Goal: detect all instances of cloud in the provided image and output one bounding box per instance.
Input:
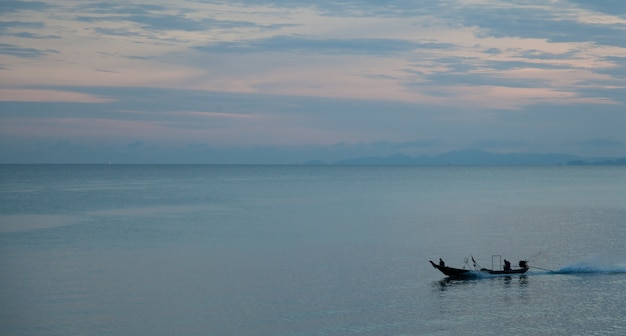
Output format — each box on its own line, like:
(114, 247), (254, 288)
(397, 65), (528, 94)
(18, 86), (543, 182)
(0, 89), (114, 103)
(461, 2), (626, 47)
(596, 56), (626, 79)
(73, 3), (279, 33)
(1, 0), (626, 162)
(0, 20), (59, 39)
(0, 21), (45, 33)
(76, 2), (167, 15)
(576, 138), (624, 147)
(194, 35), (451, 56)
(12, 32), (61, 39)
(76, 13), (212, 32)
(566, 0), (626, 16)
(91, 27), (142, 37)
(0, 43), (58, 58)
(0, 0), (53, 13)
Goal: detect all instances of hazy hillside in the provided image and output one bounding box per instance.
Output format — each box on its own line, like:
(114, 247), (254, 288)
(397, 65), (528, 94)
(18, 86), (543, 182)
(317, 150), (624, 166)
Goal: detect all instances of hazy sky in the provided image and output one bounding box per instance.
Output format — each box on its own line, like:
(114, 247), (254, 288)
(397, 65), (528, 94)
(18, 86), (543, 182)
(1, 0), (626, 163)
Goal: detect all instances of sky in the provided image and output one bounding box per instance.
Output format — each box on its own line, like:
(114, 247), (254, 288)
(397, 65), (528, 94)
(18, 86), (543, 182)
(1, 0), (626, 163)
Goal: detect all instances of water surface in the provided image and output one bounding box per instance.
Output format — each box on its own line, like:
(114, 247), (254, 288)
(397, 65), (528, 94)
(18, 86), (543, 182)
(1, 165), (625, 335)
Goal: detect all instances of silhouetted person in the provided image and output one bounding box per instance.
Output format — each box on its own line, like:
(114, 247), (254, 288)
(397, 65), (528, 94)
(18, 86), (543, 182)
(439, 258), (445, 267)
(503, 259), (511, 271)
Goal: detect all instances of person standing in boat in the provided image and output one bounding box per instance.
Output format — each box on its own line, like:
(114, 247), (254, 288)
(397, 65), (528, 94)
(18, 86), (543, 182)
(439, 258), (445, 267)
(503, 259), (511, 271)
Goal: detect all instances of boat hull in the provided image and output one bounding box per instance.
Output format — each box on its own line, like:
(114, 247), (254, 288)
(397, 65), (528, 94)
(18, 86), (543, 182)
(429, 261), (472, 277)
(429, 260), (528, 278)
(481, 268), (528, 275)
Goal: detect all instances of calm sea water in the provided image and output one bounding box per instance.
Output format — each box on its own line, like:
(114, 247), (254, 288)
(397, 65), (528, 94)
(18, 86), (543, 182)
(1, 165), (625, 335)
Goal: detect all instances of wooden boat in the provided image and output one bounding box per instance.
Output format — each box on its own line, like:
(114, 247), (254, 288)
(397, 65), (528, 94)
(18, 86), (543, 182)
(429, 260), (474, 277)
(429, 258), (529, 278)
(482, 267), (528, 275)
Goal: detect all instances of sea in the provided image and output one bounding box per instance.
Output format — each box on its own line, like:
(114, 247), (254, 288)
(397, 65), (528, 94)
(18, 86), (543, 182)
(1, 164), (625, 335)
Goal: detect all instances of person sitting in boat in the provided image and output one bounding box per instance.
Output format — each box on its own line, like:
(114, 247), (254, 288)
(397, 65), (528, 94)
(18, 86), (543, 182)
(519, 260), (528, 269)
(439, 258), (445, 267)
(503, 259), (511, 271)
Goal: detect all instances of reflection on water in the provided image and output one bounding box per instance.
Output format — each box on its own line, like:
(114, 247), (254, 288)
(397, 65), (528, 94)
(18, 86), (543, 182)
(0, 214), (82, 233)
(433, 274), (529, 291)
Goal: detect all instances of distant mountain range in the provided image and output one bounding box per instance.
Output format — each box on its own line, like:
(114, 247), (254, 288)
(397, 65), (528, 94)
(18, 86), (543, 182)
(306, 150), (626, 166)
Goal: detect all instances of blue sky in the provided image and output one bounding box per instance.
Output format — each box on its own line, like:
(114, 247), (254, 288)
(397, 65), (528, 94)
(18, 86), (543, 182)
(1, 0), (625, 163)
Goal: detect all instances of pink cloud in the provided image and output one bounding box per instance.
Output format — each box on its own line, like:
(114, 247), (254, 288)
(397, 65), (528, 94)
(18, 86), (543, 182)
(0, 89), (115, 103)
